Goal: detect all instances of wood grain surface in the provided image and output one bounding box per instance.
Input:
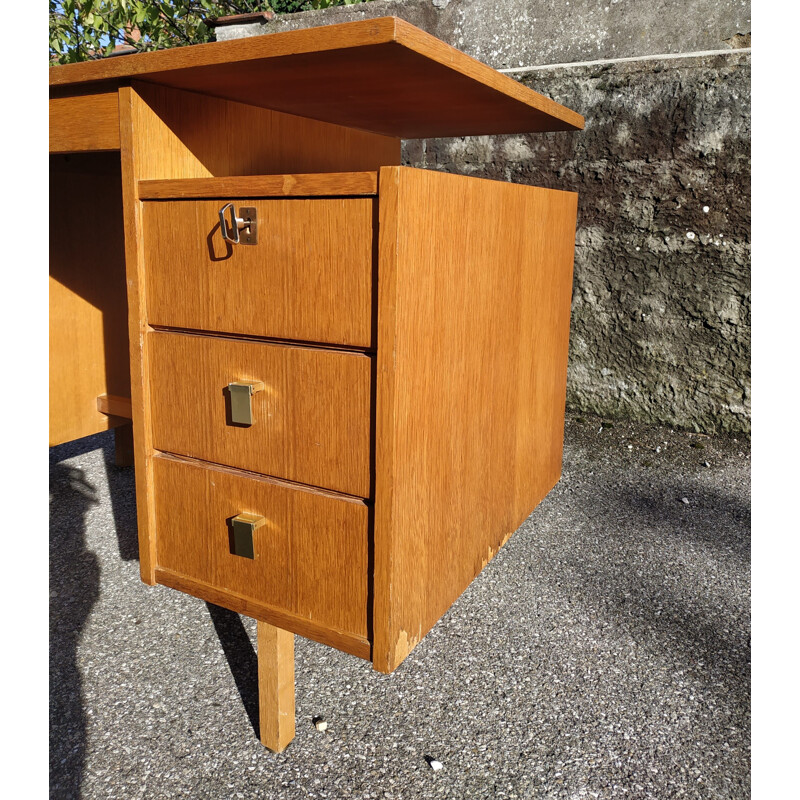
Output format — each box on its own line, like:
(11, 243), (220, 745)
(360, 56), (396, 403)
(373, 167), (577, 672)
(152, 454), (369, 641)
(149, 331), (372, 498)
(49, 153), (131, 446)
(155, 568), (370, 659)
(118, 86), (159, 583)
(48, 18), (583, 138)
(127, 82), (399, 179)
(258, 621), (295, 752)
(143, 196), (375, 347)
(139, 172), (378, 200)
(96, 394), (133, 419)
(49, 91), (120, 153)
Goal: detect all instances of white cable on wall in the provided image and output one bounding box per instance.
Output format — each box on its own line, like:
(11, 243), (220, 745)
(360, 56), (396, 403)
(500, 47), (751, 74)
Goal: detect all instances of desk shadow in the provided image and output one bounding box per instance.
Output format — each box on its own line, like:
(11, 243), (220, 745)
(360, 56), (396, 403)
(102, 440), (139, 562)
(49, 459), (99, 800)
(51, 431), (139, 563)
(206, 603), (260, 738)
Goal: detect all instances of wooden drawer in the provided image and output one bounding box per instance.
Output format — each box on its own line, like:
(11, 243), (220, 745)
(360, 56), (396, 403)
(142, 197), (374, 347)
(152, 455), (369, 645)
(149, 331), (372, 498)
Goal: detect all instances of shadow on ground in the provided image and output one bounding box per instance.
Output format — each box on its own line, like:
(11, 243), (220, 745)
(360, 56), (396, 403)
(49, 458), (99, 799)
(49, 432), (262, 797)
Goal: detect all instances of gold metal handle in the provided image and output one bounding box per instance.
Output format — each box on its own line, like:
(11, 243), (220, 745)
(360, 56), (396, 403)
(227, 380), (265, 426)
(231, 512), (266, 559)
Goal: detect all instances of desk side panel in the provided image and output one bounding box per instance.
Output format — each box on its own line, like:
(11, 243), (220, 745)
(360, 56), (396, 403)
(373, 167), (577, 672)
(49, 153), (130, 446)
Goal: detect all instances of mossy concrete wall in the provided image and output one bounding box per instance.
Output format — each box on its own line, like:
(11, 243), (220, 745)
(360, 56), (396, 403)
(219, 1), (751, 433)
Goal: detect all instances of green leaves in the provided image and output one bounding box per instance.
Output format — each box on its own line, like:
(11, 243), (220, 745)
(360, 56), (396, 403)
(49, 1), (375, 65)
(310, 0), (365, 8)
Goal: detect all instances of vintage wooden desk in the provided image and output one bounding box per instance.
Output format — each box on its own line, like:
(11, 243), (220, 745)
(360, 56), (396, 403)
(49, 16), (583, 752)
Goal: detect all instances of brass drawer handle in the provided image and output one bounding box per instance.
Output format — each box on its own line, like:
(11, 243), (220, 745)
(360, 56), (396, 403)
(230, 513), (266, 559)
(227, 380), (265, 426)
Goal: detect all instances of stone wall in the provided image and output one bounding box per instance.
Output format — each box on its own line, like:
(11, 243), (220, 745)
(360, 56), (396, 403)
(219, 1), (751, 433)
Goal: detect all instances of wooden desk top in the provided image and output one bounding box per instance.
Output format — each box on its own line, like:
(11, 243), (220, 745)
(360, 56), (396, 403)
(49, 16), (583, 139)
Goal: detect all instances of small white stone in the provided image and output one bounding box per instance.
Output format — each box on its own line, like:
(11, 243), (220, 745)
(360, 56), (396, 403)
(627, 444), (633, 450)
(681, 497), (690, 505)
(686, 231), (696, 240)
(704, 461), (711, 467)
(703, 206), (710, 213)
(429, 760), (444, 771)
(656, 446), (661, 453)
(314, 719), (328, 732)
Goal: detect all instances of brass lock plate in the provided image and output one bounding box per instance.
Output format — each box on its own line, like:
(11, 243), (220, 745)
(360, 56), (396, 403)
(219, 203), (258, 246)
(238, 206), (258, 245)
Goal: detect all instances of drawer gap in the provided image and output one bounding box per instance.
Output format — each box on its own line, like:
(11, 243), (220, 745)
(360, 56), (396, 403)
(155, 452), (373, 504)
(148, 324), (376, 356)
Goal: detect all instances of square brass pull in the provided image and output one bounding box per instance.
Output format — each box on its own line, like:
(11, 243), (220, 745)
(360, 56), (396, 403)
(231, 513), (266, 559)
(227, 380), (265, 426)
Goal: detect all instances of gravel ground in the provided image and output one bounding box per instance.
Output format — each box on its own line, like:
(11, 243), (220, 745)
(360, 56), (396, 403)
(49, 413), (750, 800)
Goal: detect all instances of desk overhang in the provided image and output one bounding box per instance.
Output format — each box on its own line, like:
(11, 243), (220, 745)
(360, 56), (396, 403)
(49, 16), (584, 140)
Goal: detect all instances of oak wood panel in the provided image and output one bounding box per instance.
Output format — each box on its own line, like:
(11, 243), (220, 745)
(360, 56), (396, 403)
(143, 197), (374, 348)
(511, 183), (579, 526)
(49, 80), (123, 99)
(152, 454), (370, 641)
(373, 167), (577, 672)
(118, 86), (159, 583)
(156, 568), (370, 659)
(258, 622), (295, 752)
(139, 172), (378, 200)
(48, 18), (583, 137)
(97, 394), (133, 419)
(129, 82), (399, 180)
(49, 92), (120, 153)
(149, 332), (372, 498)
(49, 17), (404, 85)
(49, 153), (131, 446)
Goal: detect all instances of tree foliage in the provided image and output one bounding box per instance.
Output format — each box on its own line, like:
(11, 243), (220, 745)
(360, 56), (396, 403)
(49, 1), (371, 64)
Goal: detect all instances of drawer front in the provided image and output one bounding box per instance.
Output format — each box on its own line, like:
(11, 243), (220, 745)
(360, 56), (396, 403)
(149, 331), (372, 498)
(153, 456), (369, 639)
(143, 198), (374, 347)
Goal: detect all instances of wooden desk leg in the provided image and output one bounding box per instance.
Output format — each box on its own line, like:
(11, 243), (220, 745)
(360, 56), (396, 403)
(114, 422), (135, 467)
(257, 621), (295, 752)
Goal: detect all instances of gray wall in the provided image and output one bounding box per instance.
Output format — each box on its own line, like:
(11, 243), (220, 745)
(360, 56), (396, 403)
(219, 0), (751, 434)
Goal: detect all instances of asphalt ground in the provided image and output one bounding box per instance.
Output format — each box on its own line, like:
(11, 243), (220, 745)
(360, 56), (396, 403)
(49, 413), (750, 799)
